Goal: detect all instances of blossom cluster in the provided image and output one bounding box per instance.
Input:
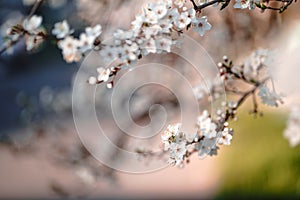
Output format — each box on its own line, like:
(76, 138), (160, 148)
(6, 15), (45, 51)
(176, 48), (286, 167)
(217, 49), (283, 108)
(87, 0), (211, 85)
(52, 21), (102, 63)
(5, 14), (102, 60)
(161, 110), (233, 166)
(1, 0), (296, 167)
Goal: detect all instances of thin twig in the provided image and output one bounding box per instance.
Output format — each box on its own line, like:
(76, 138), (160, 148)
(28, 0), (44, 19)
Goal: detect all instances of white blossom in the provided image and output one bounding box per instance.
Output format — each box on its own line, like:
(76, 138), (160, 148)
(174, 11), (191, 30)
(161, 123), (182, 150)
(100, 45), (118, 63)
(156, 36), (173, 53)
(22, 15), (42, 33)
(202, 121), (217, 138)
(217, 128), (233, 145)
(197, 111), (218, 138)
(131, 14), (145, 32)
(120, 43), (140, 61)
(187, 8), (196, 22)
(142, 38), (157, 55)
(78, 33), (95, 53)
(158, 18), (173, 33)
(88, 76), (97, 85)
(52, 20), (72, 39)
(22, 15), (45, 51)
(169, 141), (187, 165)
(174, 0), (186, 8)
(167, 8), (180, 22)
(150, 3), (168, 19)
(57, 36), (82, 63)
(85, 24), (102, 39)
(96, 67), (111, 82)
(192, 16), (211, 37)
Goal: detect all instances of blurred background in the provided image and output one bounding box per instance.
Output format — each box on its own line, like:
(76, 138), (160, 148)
(0, 0), (300, 199)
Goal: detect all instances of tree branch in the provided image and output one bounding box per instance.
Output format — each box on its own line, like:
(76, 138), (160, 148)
(0, 0), (45, 55)
(191, 0), (227, 11)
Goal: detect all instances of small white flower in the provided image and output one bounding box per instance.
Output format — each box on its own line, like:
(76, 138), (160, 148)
(167, 8), (180, 22)
(88, 76), (97, 85)
(85, 24), (102, 39)
(96, 67), (110, 82)
(202, 120), (217, 139)
(158, 19), (173, 33)
(197, 110), (210, 127)
(52, 20), (72, 39)
(131, 14), (145, 32)
(23, 15), (42, 33)
(120, 42), (139, 61)
(162, 123), (181, 141)
(192, 16), (211, 37)
(196, 110), (219, 139)
(174, 0), (186, 8)
(151, 3), (168, 19)
(169, 141), (187, 165)
(58, 36), (82, 63)
(187, 8), (196, 22)
(174, 11), (191, 30)
(100, 45), (118, 63)
(78, 33), (94, 53)
(217, 128), (233, 145)
(142, 38), (157, 55)
(161, 123), (182, 150)
(143, 7), (159, 24)
(156, 36), (173, 53)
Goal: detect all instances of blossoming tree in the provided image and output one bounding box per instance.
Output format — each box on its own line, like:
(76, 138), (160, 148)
(1, 0), (299, 170)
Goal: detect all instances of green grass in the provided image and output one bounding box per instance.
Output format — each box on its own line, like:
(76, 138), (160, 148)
(216, 107), (300, 199)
